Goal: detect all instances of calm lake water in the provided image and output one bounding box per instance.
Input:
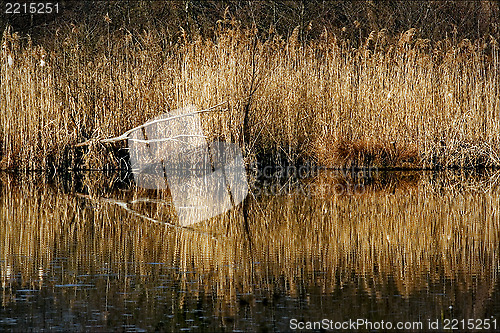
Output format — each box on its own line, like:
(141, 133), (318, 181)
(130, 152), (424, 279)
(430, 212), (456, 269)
(1, 170), (499, 332)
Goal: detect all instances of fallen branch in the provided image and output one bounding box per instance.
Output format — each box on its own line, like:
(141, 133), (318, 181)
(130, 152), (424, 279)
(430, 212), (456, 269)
(76, 193), (218, 239)
(75, 101), (227, 147)
(127, 134), (207, 144)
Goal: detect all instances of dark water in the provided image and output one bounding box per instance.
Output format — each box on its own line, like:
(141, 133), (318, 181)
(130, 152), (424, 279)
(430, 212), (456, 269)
(1, 170), (499, 332)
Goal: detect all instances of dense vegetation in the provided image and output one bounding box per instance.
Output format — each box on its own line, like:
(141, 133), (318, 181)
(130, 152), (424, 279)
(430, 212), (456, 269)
(1, 1), (499, 170)
(3, 1), (500, 44)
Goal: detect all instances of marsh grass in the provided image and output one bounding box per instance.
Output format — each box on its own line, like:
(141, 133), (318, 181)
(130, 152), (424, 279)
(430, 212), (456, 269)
(1, 25), (499, 170)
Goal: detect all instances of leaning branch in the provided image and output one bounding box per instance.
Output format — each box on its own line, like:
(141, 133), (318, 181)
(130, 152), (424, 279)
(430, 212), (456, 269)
(75, 193), (217, 239)
(75, 101), (227, 147)
(127, 134), (207, 144)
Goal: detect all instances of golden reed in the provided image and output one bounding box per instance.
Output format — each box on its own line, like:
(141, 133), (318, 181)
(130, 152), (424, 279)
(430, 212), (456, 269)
(1, 25), (499, 170)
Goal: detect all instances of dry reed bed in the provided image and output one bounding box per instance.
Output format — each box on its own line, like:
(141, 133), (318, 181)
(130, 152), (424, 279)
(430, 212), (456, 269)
(1, 26), (499, 170)
(1, 171), (498, 319)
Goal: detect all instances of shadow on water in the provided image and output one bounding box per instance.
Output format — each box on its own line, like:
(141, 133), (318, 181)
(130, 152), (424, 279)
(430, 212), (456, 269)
(0, 169), (499, 331)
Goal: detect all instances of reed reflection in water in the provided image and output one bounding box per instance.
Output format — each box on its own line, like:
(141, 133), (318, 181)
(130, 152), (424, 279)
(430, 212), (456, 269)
(0, 170), (499, 331)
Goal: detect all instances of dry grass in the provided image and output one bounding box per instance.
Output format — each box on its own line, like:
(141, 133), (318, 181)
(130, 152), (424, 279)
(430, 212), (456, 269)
(1, 25), (499, 170)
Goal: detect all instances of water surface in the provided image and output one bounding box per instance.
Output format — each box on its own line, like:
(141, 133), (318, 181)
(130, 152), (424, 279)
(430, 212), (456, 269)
(1, 170), (499, 332)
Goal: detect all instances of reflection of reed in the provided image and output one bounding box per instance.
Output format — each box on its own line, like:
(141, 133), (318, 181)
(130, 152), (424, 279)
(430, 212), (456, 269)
(1, 171), (499, 325)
